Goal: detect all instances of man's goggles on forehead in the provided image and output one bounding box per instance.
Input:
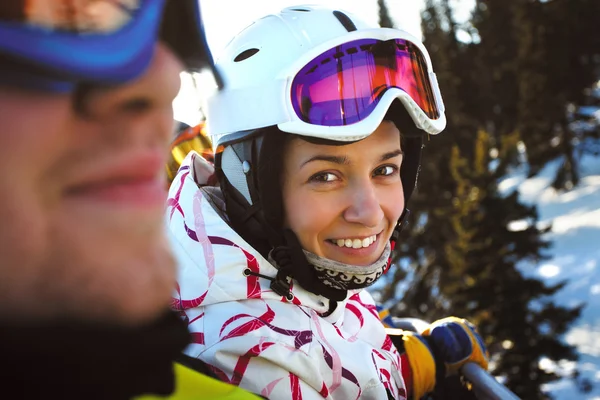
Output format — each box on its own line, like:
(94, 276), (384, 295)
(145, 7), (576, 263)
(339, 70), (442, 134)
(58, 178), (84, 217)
(0, 0), (221, 92)
(208, 29), (446, 142)
(166, 122), (213, 185)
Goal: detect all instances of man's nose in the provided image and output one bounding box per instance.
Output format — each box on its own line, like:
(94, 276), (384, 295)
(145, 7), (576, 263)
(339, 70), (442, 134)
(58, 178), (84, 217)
(342, 180), (384, 228)
(77, 43), (184, 143)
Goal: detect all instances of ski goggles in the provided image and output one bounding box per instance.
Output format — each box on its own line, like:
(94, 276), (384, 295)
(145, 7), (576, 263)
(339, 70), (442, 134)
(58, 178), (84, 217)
(208, 28), (445, 142)
(291, 38), (440, 126)
(0, 0), (221, 92)
(166, 121), (213, 184)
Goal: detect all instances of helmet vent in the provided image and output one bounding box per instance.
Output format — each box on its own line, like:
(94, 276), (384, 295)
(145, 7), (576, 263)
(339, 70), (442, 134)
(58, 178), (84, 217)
(234, 48), (260, 62)
(333, 11), (357, 32)
(290, 8), (311, 12)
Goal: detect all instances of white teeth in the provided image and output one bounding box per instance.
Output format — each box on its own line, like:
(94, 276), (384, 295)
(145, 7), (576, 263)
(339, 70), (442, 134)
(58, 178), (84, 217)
(332, 235), (378, 249)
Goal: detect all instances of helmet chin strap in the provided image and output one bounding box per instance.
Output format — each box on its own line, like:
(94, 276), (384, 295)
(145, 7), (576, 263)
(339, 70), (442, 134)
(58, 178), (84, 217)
(269, 230), (349, 302)
(390, 208), (411, 264)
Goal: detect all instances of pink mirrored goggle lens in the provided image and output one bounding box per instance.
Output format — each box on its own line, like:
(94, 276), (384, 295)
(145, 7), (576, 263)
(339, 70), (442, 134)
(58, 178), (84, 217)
(291, 38), (439, 126)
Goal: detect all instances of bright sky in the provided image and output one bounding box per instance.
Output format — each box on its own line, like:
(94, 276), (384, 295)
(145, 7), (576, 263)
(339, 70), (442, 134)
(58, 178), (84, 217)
(173, 0), (474, 126)
(201, 0), (425, 54)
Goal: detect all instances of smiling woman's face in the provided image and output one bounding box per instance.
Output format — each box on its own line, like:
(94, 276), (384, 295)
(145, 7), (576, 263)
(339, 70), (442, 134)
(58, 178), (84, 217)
(281, 120), (404, 266)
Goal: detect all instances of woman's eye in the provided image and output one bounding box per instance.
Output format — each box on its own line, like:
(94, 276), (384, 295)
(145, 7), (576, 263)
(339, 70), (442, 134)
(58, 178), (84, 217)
(310, 172), (338, 183)
(374, 165), (398, 177)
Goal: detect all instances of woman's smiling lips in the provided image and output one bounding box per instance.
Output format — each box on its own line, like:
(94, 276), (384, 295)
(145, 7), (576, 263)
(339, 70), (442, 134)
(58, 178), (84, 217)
(64, 151), (167, 209)
(325, 233), (383, 261)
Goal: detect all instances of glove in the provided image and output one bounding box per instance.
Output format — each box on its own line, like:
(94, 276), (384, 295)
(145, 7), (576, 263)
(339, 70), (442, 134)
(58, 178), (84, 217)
(401, 331), (437, 400)
(401, 317), (488, 400)
(422, 316), (489, 376)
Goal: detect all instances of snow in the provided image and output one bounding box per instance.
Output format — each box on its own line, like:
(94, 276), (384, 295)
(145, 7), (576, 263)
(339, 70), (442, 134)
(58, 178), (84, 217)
(500, 153), (600, 399)
(578, 106), (600, 120)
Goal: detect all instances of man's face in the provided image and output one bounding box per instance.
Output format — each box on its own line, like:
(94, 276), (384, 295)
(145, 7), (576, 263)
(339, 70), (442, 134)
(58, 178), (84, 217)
(0, 43), (183, 326)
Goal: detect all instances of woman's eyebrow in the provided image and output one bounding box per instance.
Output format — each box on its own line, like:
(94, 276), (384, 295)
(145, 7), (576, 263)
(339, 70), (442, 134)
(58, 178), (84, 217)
(300, 149), (402, 167)
(380, 149), (403, 161)
(301, 154), (350, 167)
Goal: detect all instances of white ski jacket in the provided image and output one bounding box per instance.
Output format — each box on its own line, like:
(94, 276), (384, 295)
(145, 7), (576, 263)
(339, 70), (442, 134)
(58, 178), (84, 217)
(166, 152), (408, 400)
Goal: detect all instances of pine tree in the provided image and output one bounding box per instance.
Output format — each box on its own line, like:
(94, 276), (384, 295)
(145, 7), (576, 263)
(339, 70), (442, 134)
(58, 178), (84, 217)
(513, 0), (560, 179)
(377, 0), (394, 28)
(375, 2), (583, 398)
(543, 0), (600, 189)
(471, 0), (600, 190)
(448, 131), (581, 399)
(470, 0), (520, 168)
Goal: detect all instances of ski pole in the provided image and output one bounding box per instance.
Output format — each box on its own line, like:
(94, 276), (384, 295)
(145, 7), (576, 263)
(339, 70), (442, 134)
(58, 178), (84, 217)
(461, 362), (521, 400)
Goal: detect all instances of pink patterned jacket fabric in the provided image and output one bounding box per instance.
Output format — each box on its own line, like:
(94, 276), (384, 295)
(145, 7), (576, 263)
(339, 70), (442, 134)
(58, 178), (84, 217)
(166, 153), (407, 400)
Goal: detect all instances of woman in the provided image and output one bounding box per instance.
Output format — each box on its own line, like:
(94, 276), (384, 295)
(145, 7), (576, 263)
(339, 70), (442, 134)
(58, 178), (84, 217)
(167, 5), (487, 399)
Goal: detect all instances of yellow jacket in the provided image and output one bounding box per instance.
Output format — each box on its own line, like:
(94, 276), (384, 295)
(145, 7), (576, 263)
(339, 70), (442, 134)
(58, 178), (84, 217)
(138, 363), (264, 400)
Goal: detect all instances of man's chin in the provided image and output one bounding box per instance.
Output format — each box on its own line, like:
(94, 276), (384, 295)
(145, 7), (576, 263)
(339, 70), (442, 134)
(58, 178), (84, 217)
(43, 230), (178, 327)
(93, 238), (177, 326)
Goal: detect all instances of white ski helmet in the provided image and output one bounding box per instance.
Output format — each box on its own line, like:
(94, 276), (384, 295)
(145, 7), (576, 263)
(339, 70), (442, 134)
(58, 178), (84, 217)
(207, 4), (445, 142)
(206, 5), (446, 301)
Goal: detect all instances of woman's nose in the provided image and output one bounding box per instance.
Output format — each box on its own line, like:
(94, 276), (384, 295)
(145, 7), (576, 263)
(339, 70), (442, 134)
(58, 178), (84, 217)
(343, 181), (384, 228)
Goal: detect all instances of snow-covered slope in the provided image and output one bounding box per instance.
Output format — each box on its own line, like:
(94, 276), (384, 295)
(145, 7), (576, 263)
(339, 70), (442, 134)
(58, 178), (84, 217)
(500, 154), (600, 399)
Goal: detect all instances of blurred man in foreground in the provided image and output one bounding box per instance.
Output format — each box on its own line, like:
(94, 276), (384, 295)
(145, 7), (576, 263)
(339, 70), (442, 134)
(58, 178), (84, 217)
(0, 1), (259, 398)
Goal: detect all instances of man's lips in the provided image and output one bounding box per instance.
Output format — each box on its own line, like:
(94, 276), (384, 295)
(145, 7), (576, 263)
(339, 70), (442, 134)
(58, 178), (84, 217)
(64, 152), (168, 208)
